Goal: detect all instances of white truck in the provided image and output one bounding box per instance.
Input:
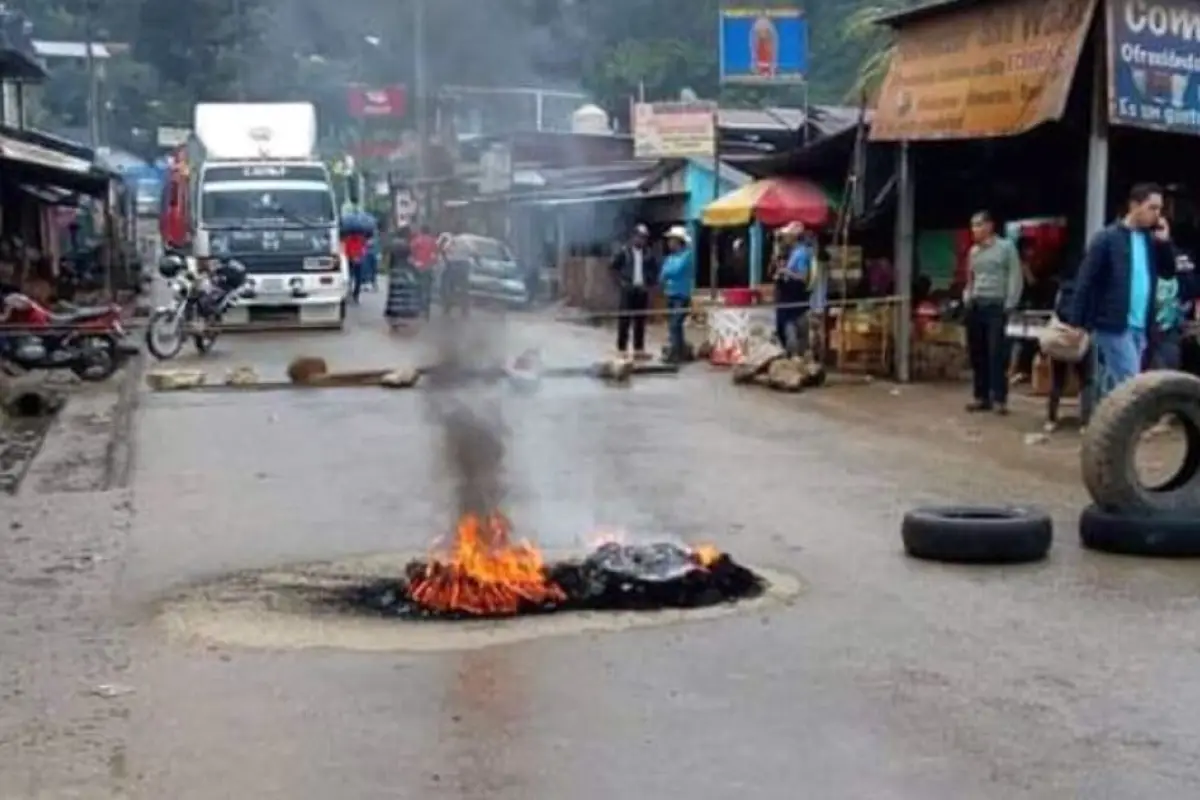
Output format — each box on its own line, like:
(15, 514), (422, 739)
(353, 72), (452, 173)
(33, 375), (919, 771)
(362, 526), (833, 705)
(183, 102), (347, 328)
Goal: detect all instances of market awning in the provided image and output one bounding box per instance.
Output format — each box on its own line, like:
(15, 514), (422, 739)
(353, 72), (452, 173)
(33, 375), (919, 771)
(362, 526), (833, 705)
(868, 0), (1097, 141)
(702, 178), (834, 228)
(0, 132), (110, 194)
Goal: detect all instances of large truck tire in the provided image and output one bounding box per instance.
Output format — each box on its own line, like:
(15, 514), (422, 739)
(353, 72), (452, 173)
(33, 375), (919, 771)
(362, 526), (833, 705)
(1079, 504), (1200, 557)
(901, 506), (1052, 564)
(1081, 370), (1200, 514)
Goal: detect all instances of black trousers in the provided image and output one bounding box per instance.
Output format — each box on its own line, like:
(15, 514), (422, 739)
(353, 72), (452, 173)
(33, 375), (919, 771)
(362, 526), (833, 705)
(1047, 355), (1093, 424)
(617, 287), (649, 352)
(965, 301), (1009, 405)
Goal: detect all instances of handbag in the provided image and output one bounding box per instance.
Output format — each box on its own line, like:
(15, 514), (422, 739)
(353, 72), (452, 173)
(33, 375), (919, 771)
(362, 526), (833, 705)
(1038, 315), (1090, 363)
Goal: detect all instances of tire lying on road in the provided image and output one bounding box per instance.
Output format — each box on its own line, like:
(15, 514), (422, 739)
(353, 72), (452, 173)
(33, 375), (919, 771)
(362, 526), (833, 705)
(901, 506), (1052, 564)
(1082, 370), (1200, 514)
(1078, 504), (1200, 557)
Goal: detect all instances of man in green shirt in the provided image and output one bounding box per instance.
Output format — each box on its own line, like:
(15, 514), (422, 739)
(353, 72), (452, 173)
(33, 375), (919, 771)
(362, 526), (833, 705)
(963, 210), (1023, 414)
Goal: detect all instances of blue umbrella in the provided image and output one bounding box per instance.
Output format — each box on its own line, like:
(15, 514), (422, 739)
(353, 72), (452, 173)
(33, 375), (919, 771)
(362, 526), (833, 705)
(339, 209), (376, 236)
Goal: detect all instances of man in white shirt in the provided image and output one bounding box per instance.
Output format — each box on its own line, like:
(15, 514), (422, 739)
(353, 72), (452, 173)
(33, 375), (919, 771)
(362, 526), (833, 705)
(610, 224), (659, 358)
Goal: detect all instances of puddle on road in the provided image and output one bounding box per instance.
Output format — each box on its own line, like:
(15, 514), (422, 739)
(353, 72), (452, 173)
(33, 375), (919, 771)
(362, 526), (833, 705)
(153, 553), (803, 654)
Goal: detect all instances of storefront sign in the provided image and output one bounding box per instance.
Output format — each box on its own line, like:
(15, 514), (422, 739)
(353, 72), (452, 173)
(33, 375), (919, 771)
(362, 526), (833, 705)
(1107, 0), (1200, 133)
(870, 0), (1097, 140)
(347, 85), (407, 118)
(632, 101), (717, 158)
(719, 8), (809, 84)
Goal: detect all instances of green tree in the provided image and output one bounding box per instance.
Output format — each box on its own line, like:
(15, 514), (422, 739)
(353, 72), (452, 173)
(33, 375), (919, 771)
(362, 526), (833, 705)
(840, 2), (906, 101)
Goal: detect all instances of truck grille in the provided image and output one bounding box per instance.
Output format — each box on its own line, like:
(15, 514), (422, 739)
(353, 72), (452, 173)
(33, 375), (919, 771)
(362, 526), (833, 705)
(236, 254), (335, 274)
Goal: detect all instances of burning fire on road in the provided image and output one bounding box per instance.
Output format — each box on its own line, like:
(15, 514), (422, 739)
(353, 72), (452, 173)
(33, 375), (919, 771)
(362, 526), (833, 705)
(336, 514), (764, 620)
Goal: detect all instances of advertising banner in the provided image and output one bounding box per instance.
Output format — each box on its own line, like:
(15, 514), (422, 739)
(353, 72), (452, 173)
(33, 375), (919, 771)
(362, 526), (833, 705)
(870, 0), (1097, 140)
(719, 8), (809, 84)
(632, 101), (717, 159)
(1107, 0), (1200, 134)
(347, 85), (407, 118)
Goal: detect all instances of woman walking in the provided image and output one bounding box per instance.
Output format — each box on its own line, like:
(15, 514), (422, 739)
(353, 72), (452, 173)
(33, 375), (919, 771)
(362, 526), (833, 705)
(384, 237), (420, 331)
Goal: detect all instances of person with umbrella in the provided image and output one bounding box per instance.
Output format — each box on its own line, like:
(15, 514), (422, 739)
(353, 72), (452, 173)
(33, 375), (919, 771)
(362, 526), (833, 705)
(339, 205), (376, 304)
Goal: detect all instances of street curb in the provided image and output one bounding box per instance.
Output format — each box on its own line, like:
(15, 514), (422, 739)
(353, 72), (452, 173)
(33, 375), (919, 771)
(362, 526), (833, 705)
(103, 353), (145, 491)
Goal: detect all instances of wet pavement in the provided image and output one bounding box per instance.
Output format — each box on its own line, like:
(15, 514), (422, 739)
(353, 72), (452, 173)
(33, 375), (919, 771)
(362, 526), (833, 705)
(4, 290), (1200, 798)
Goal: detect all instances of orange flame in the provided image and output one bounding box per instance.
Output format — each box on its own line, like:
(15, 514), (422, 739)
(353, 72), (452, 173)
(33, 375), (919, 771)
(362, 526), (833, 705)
(409, 513), (566, 616)
(692, 544), (721, 567)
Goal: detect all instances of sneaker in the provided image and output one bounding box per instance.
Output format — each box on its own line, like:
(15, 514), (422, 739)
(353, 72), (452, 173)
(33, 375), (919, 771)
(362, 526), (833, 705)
(1043, 421), (1058, 433)
(994, 404), (1009, 416)
(965, 401), (992, 412)
(633, 350), (652, 361)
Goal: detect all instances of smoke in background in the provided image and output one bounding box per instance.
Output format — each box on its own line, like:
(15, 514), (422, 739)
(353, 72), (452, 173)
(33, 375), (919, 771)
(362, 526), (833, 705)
(251, 0), (587, 103)
(421, 311), (511, 523)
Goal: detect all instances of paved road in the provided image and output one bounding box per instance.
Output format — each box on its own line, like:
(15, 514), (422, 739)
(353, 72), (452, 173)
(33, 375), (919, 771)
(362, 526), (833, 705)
(4, 289), (1200, 799)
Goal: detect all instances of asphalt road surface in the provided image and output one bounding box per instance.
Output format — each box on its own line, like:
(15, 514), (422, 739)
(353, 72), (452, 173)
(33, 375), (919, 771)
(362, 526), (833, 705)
(3, 289), (1199, 799)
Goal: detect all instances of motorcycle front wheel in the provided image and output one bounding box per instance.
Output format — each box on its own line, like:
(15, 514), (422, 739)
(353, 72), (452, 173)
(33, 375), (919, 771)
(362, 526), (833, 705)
(70, 336), (118, 382)
(146, 308), (185, 360)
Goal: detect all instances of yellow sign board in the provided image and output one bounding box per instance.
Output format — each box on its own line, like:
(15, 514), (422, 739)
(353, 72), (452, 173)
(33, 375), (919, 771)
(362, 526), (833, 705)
(870, 0), (1097, 141)
(632, 101), (717, 159)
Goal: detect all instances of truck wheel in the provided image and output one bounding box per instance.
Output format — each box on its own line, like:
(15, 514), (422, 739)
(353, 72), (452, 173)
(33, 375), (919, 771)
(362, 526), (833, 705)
(1081, 370), (1200, 514)
(901, 505), (1052, 564)
(1079, 504), (1200, 557)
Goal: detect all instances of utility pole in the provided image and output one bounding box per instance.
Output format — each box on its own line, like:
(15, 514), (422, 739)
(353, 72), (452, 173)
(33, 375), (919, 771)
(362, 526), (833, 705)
(83, 0), (99, 146)
(233, 0), (243, 99)
(413, 0), (427, 214)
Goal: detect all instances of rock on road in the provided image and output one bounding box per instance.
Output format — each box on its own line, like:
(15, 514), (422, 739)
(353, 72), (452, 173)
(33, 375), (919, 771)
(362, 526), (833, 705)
(3, 290), (1200, 799)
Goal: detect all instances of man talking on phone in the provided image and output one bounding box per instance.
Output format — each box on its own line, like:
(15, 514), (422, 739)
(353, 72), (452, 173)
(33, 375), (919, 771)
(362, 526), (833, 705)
(1062, 183), (1177, 400)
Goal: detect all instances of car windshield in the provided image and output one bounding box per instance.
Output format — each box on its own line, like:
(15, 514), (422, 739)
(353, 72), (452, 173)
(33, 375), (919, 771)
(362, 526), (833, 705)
(200, 185), (335, 227)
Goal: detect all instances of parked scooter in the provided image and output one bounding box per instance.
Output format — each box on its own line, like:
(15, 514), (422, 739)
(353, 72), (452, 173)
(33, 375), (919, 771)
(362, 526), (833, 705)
(0, 290), (136, 382)
(145, 254), (251, 360)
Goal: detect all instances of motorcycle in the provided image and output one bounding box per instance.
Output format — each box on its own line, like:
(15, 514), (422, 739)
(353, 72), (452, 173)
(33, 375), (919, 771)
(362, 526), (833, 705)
(0, 292), (136, 382)
(145, 254), (250, 360)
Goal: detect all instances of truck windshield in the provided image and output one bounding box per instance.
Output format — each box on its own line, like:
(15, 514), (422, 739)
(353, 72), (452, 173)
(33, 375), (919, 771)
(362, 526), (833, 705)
(200, 184), (335, 227)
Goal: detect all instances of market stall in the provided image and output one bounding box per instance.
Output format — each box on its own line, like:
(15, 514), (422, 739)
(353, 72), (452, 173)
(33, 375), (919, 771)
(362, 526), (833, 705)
(699, 177), (834, 364)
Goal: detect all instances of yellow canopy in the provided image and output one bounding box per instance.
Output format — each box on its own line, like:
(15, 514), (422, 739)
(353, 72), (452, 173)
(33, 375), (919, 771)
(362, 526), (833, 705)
(701, 182), (770, 227)
(701, 177), (834, 228)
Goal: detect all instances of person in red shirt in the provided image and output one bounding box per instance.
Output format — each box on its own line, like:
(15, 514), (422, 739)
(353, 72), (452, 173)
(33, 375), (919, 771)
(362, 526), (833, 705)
(342, 231), (368, 303)
(409, 225), (438, 316)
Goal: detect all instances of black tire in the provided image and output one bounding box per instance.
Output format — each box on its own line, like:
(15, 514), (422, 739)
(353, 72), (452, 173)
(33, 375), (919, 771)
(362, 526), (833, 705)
(1081, 370), (1200, 514)
(1079, 504), (1200, 557)
(145, 309), (184, 360)
(69, 336), (119, 382)
(901, 505), (1052, 564)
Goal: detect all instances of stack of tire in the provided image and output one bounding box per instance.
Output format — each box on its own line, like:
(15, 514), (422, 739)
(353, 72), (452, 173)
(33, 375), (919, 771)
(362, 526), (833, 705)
(1079, 371), (1200, 557)
(898, 370), (1200, 564)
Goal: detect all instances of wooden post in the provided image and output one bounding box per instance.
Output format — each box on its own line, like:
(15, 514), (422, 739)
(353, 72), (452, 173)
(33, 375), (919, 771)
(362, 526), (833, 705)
(894, 141), (915, 383)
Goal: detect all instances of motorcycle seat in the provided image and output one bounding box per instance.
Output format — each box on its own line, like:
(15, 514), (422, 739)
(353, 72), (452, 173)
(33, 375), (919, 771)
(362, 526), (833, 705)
(49, 305), (115, 323)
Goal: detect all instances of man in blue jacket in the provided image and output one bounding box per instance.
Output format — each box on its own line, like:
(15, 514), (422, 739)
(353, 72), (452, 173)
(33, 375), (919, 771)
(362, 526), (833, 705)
(1064, 183), (1176, 399)
(659, 225), (695, 362)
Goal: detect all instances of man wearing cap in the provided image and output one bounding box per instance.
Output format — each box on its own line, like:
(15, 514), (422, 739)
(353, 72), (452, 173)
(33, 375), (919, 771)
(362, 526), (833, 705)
(610, 223), (659, 358)
(774, 221), (813, 355)
(660, 225), (695, 362)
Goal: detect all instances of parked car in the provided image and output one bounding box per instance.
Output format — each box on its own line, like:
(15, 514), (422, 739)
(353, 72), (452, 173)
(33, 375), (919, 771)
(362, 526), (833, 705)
(444, 234), (533, 307)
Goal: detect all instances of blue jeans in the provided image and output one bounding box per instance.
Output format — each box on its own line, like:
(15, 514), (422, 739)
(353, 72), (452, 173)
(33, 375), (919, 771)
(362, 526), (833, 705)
(1093, 328), (1147, 400)
(667, 296), (689, 359)
(349, 259), (363, 301)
